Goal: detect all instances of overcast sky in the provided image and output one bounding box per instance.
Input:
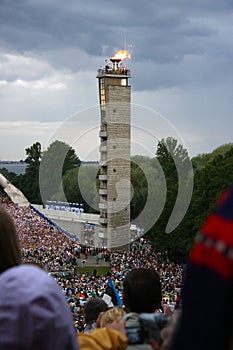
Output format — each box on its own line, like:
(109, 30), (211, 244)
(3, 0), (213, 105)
(0, 0), (233, 161)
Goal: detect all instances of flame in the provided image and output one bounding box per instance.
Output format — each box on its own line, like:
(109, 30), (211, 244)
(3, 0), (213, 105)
(111, 49), (131, 61)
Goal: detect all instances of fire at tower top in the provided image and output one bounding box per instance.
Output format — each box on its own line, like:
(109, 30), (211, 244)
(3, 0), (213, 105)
(97, 49), (131, 77)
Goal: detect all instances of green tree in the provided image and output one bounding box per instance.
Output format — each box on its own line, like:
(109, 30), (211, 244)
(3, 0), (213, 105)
(130, 155), (166, 237)
(0, 167), (19, 185)
(39, 140), (80, 203)
(191, 146), (233, 232)
(130, 156), (149, 221)
(22, 142), (42, 203)
(149, 137), (193, 261)
(169, 145), (233, 261)
(63, 165), (99, 213)
(192, 143), (233, 170)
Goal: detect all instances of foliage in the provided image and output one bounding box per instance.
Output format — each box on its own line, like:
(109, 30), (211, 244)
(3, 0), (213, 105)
(130, 155), (167, 236)
(62, 165), (99, 213)
(6, 140), (80, 205)
(148, 137), (188, 260)
(39, 140), (81, 203)
(2, 138), (233, 262)
(191, 146), (233, 232)
(130, 156), (150, 221)
(21, 142), (42, 203)
(148, 141), (233, 262)
(192, 143), (233, 170)
(0, 167), (19, 184)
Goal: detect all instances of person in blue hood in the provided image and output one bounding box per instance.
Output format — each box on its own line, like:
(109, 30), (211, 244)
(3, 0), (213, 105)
(0, 264), (79, 350)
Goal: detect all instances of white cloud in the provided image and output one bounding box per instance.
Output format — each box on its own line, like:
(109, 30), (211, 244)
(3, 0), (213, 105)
(0, 53), (51, 80)
(12, 79), (66, 90)
(0, 80), (7, 86)
(0, 119), (100, 161)
(0, 52), (68, 91)
(0, 121), (59, 160)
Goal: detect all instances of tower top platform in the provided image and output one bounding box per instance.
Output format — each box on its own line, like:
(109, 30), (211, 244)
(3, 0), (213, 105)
(97, 48), (131, 78)
(97, 66), (131, 78)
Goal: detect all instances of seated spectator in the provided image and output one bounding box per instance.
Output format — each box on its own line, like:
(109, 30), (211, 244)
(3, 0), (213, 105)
(0, 205), (21, 274)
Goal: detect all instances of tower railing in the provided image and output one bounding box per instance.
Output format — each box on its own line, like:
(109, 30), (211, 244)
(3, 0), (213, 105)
(97, 67), (131, 76)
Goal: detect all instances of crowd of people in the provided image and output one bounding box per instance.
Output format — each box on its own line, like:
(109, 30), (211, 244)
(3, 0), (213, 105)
(1, 183), (233, 349)
(0, 186), (182, 334)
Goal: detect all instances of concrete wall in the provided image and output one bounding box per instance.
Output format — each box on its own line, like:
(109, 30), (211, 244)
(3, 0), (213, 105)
(33, 205), (102, 246)
(105, 85), (131, 248)
(0, 173), (29, 207)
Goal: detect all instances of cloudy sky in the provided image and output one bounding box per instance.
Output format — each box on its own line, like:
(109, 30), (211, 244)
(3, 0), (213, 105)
(0, 0), (232, 161)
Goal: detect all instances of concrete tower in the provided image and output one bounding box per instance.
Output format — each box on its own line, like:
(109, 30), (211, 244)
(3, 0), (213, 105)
(97, 51), (131, 249)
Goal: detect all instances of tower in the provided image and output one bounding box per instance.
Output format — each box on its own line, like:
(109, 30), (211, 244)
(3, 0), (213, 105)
(97, 51), (131, 249)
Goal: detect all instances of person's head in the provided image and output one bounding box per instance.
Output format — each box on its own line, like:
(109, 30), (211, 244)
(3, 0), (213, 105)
(100, 306), (126, 327)
(0, 264), (78, 350)
(0, 205), (21, 274)
(84, 297), (108, 324)
(123, 268), (162, 313)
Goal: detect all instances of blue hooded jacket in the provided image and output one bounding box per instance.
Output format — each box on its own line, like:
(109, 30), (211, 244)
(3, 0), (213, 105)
(0, 264), (79, 350)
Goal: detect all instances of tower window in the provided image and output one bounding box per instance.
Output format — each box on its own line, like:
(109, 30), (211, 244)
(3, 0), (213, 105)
(121, 79), (127, 86)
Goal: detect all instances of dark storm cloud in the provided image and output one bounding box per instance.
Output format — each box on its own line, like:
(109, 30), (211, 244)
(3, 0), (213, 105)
(0, 1), (229, 52)
(0, 0), (233, 160)
(0, 0), (233, 90)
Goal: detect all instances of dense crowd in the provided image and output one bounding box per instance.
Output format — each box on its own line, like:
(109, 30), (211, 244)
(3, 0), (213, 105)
(1, 182), (233, 350)
(0, 187), (183, 333)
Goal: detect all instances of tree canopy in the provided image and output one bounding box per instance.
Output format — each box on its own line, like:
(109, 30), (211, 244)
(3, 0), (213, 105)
(39, 140), (81, 203)
(148, 139), (233, 261)
(6, 140), (80, 204)
(2, 138), (233, 262)
(23, 142), (42, 203)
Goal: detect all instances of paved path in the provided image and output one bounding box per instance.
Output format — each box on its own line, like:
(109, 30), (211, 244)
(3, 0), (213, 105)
(78, 253), (110, 267)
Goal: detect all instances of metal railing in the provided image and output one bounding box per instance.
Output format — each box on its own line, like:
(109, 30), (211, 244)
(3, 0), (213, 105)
(97, 67), (131, 76)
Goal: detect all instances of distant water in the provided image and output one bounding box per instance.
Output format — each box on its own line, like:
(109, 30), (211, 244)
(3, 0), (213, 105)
(0, 162), (26, 175)
(0, 160), (99, 176)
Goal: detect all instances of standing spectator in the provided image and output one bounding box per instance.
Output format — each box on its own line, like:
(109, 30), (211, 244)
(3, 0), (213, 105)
(85, 249), (88, 260)
(95, 254), (99, 264)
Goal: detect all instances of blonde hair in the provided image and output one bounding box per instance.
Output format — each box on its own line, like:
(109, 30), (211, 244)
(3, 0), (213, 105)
(100, 306), (126, 327)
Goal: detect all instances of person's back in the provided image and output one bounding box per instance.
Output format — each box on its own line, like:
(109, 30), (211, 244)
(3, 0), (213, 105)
(122, 268), (162, 349)
(0, 264), (78, 350)
(123, 268), (162, 313)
